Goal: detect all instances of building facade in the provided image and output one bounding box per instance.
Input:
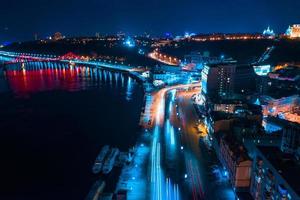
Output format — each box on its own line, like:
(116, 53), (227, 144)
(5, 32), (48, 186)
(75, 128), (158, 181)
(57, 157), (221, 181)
(202, 63), (236, 100)
(219, 134), (252, 190)
(250, 146), (300, 200)
(280, 120), (300, 155)
(201, 63), (256, 101)
(286, 24), (300, 39)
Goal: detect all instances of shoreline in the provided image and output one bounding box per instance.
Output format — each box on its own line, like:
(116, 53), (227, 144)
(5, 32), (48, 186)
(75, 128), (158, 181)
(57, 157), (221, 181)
(0, 61), (147, 199)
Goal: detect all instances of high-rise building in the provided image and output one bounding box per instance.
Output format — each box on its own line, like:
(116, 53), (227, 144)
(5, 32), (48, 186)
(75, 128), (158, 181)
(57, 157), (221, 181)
(202, 63), (235, 99)
(234, 64), (257, 94)
(201, 63), (256, 101)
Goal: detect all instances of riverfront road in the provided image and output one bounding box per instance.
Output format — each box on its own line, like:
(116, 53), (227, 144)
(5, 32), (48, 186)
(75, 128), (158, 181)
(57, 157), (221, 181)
(148, 83), (200, 200)
(148, 51), (180, 66)
(148, 84), (235, 200)
(175, 89), (236, 200)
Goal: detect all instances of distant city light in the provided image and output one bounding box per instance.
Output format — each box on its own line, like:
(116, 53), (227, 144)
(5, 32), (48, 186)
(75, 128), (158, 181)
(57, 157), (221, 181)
(165, 32), (173, 38)
(141, 71), (150, 78)
(2, 41), (11, 47)
(224, 170), (228, 177)
(124, 37), (135, 48)
(138, 49), (145, 55)
(184, 32), (196, 38)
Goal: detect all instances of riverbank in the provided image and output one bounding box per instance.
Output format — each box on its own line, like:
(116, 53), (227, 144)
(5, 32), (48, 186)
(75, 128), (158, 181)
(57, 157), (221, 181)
(0, 62), (145, 200)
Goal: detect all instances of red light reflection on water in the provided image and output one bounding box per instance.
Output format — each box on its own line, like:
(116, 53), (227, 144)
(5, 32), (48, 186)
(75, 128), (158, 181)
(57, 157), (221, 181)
(4, 66), (92, 97)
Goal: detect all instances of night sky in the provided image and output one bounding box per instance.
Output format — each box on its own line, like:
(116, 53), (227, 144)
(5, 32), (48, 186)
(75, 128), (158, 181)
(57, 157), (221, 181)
(1, 0), (300, 42)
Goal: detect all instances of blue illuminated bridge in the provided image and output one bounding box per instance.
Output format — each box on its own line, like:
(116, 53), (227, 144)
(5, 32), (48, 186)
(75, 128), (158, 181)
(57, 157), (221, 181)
(0, 51), (148, 82)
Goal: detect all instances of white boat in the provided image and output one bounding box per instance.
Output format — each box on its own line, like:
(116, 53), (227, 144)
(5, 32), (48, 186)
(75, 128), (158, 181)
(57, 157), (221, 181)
(92, 145), (110, 174)
(102, 148), (119, 174)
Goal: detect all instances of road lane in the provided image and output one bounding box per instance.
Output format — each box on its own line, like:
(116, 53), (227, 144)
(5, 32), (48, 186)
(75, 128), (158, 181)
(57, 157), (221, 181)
(174, 89), (236, 200)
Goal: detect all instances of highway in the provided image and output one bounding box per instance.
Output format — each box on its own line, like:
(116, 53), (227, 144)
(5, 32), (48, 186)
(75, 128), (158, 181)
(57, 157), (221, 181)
(175, 90), (235, 200)
(148, 83), (235, 200)
(148, 51), (180, 66)
(148, 83), (199, 200)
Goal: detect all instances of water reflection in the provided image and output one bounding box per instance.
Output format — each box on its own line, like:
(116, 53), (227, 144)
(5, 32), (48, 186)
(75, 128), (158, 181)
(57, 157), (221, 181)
(1, 62), (138, 100)
(0, 60), (144, 199)
(126, 77), (134, 101)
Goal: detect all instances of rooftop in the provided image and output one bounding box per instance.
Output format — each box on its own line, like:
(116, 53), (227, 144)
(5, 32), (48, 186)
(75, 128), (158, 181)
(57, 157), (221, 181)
(210, 111), (235, 121)
(222, 133), (252, 163)
(257, 146), (300, 197)
(269, 65), (300, 81)
(267, 116), (300, 128)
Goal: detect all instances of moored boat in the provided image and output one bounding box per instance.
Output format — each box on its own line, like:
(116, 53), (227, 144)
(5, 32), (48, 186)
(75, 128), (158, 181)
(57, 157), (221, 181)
(102, 148), (119, 174)
(92, 145), (110, 174)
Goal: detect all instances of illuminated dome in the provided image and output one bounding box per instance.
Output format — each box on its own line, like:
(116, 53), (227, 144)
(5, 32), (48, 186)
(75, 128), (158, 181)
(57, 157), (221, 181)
(263, 26), (275, 36)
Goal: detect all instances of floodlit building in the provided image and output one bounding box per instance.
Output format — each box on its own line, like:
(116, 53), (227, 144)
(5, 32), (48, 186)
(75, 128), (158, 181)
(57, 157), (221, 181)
(52, 32), (64, 41)
(286, 24), (300, 38)
(262, 95), (300, 124)
(263, 26), (275, 37)
(253, 65), (271, 76)
(150, 64), (188, 85)
(183, 51), (224, 71)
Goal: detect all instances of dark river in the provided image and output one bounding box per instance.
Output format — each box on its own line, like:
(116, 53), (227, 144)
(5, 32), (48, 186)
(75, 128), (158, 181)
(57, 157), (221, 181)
(0, 62), (144, 199)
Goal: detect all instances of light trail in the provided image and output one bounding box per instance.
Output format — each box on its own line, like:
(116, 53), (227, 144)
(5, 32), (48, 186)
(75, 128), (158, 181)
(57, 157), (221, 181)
(164, 119), (176, 162)
(166, 178), (180, 200)
(185, 153), (205, 200)
(148, 83), (200, 200)
(170, 123), (175, 146)
(151, 125), (164, 200)
(126, 77), (134, 101)
(148, 52), (179, 66)
(172, 89), (207, 200)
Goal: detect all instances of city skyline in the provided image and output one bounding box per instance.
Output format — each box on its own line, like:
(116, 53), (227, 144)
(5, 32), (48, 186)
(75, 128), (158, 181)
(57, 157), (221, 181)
(1, 0), (300, 42)
(0, 1), (300, 199)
